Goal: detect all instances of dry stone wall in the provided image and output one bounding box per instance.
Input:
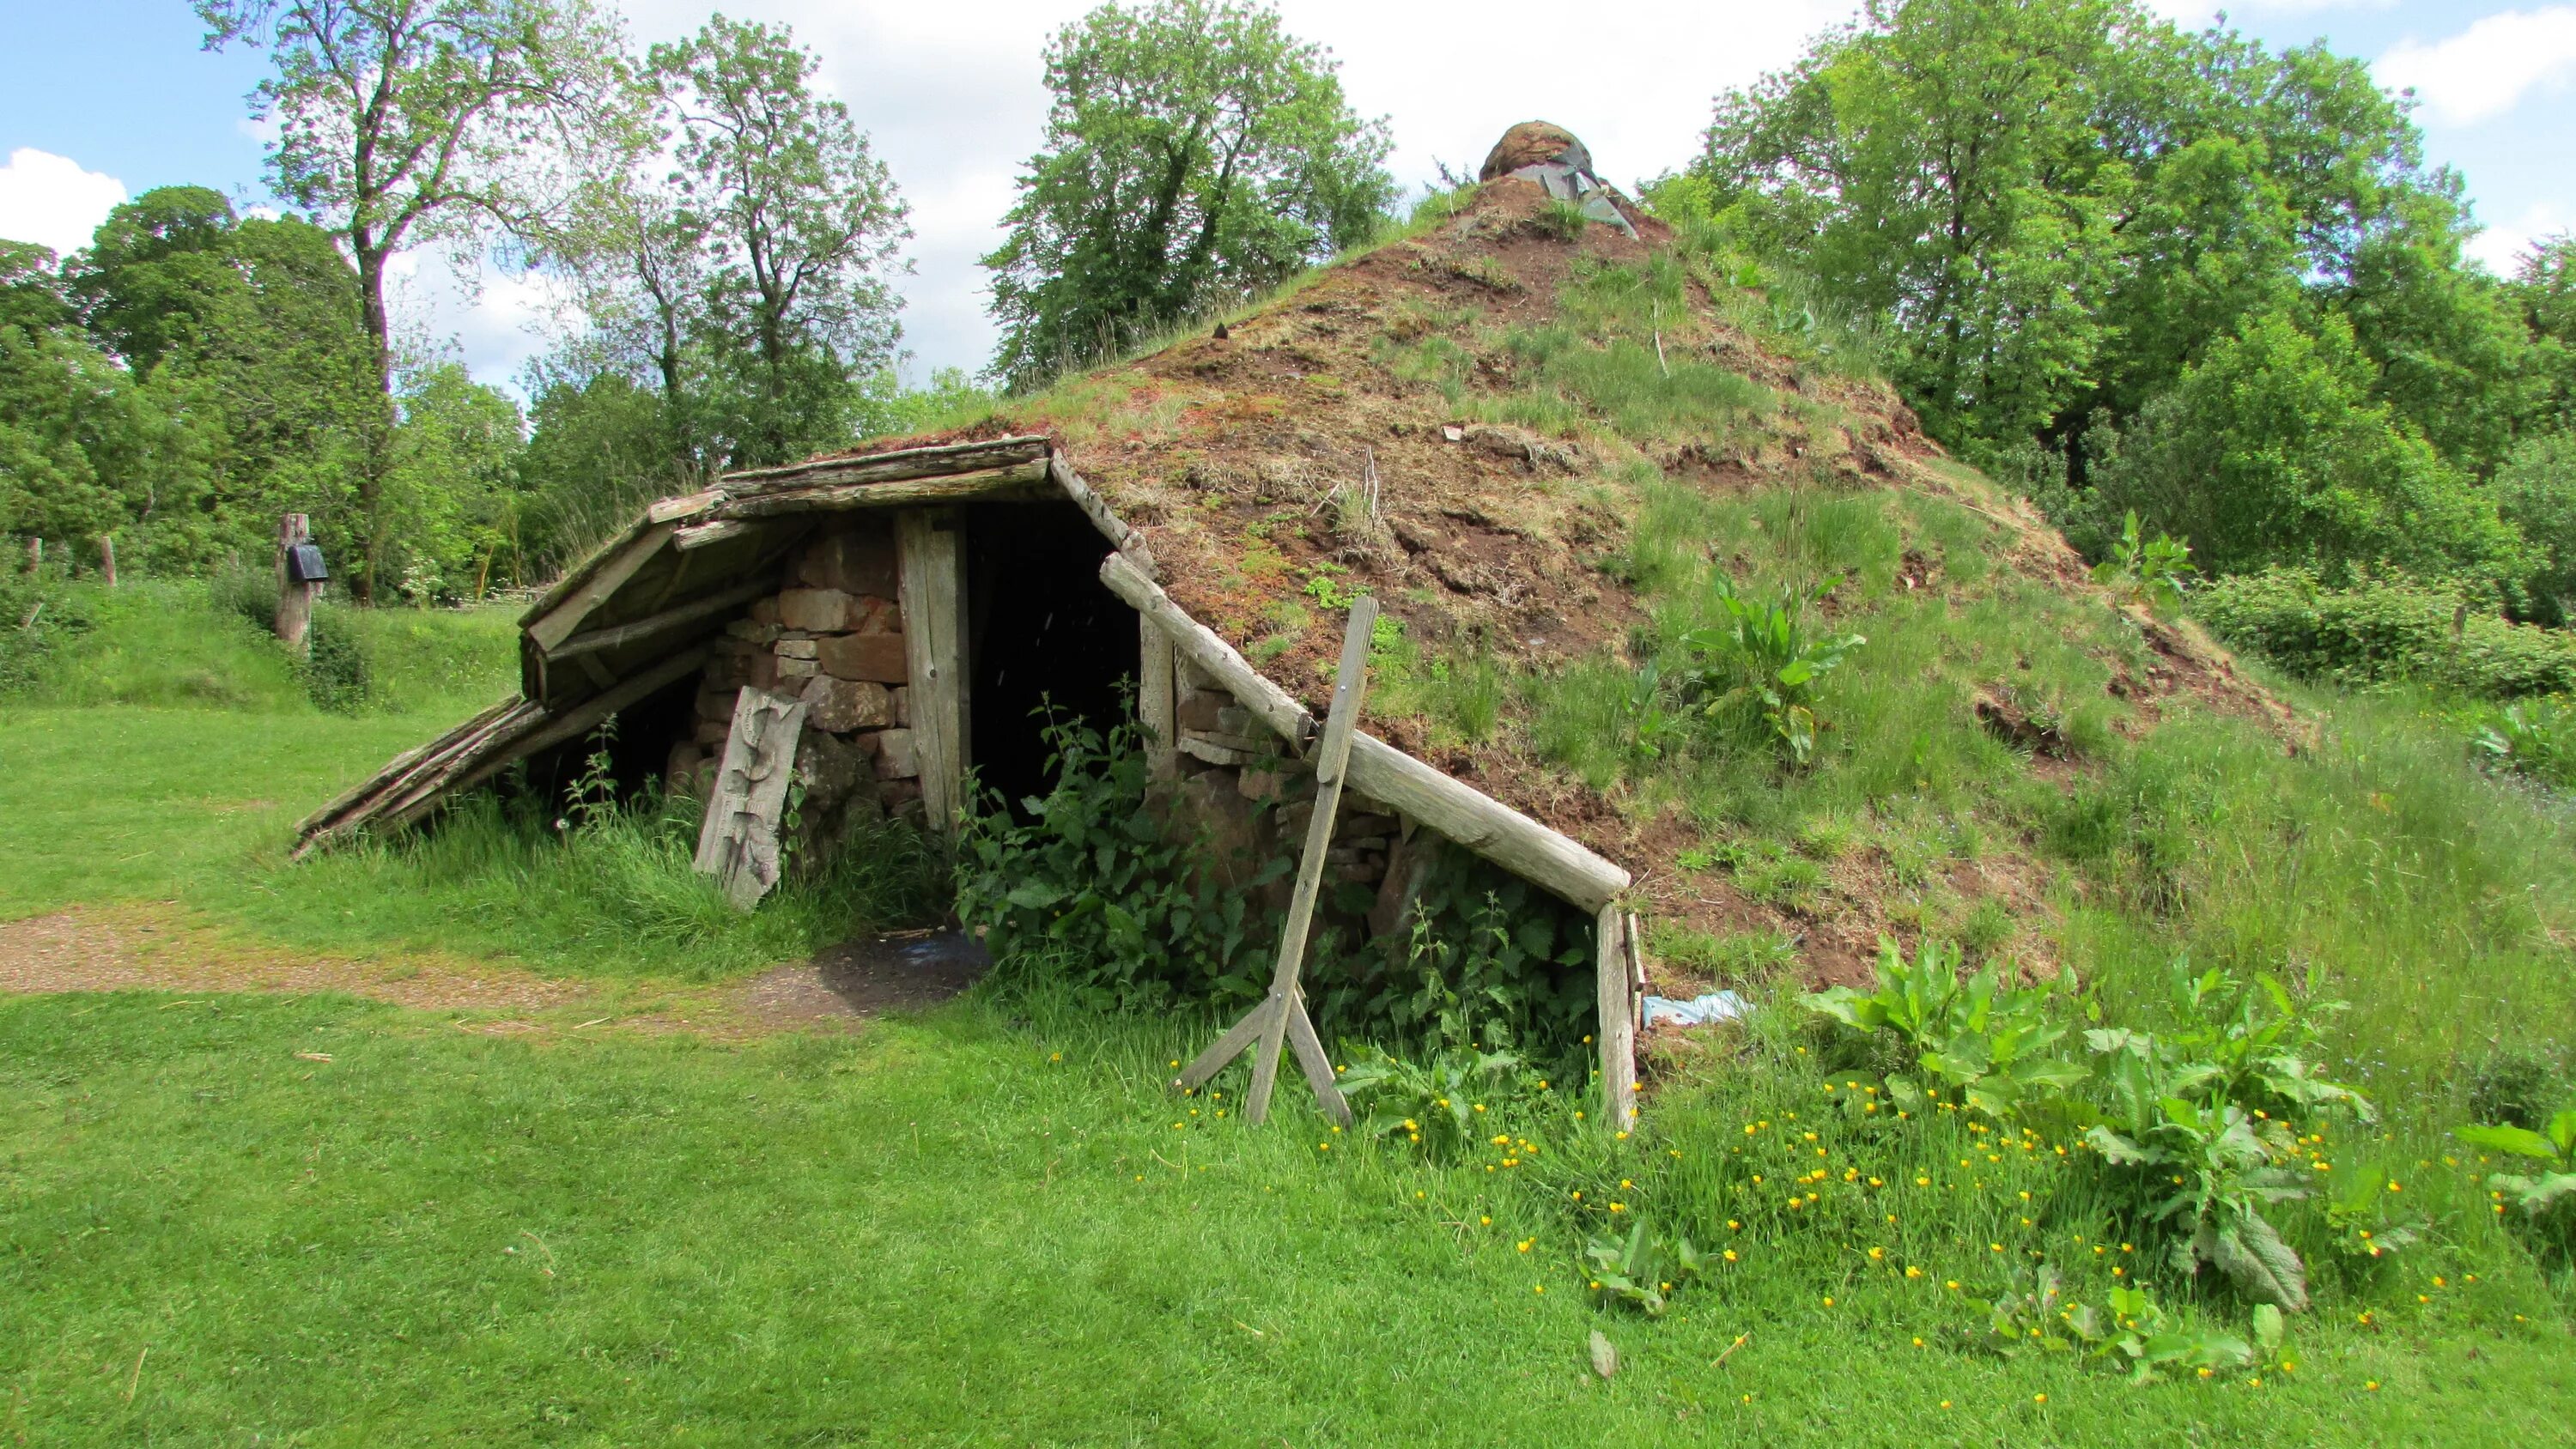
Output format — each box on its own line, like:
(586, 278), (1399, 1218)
(665, 518), (925, 859)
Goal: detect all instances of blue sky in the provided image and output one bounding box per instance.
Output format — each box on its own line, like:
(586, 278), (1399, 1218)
(3, 0), (2569, 394)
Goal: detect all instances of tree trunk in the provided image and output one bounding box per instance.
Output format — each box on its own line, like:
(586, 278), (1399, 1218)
(97, 535), (115, 587)
(351, 242), (399, 605)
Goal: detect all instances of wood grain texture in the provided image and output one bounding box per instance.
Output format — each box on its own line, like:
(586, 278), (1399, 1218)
(550, 577), (777, 660)
(693, 687), (808, 908)
(526, 524), (676, 652)
(1595, 905), (1639, 1127)
(720, 434), (1049, 493)
(1248, 598), (1376, 1127)
(1139, 615), (1177, 781)
(716, 462), (1051, 518)
(896, 509), (970, 832)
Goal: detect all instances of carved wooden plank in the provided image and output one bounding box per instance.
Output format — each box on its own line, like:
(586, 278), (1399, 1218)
(718, 461), (1052, 518)
(550, 577), (776, 659)
(1101, 550), (1631, 911)
(693, 686), (808, 909)
(674, 518), (755, 551)
(646, 488), (726, 524)
(1596, 905), (1639, 1127)
(721, 434), (1050, 493)
(526, 524), (676, 652)
(1247, 597), (1376, 1126)
(897, 508), (970, 831)
(1139, 615), (1177, 781)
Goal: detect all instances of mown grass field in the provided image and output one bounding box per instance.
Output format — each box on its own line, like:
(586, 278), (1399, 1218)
(3, 564), (2572, 1445)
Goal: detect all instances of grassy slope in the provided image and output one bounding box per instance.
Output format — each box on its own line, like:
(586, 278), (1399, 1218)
(5, 988), (2567, 1448)
(3, 214), (2573, 1441)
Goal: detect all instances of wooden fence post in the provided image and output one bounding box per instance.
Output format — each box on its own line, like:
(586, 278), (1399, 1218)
(24, 537), (39, 575)
(98, 535), (116, 587)
(275, 513), (317, 658)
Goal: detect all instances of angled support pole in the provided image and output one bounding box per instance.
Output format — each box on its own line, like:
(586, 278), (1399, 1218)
(1173, 597), (1378, 1126)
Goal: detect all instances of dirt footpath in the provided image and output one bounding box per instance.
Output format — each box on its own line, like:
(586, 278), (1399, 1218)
(0, 906), (987, 1039)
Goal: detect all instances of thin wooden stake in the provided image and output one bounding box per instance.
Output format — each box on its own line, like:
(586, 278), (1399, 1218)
(1246, 596), (1376, 1125)
(1170, 597), (1377, 1128)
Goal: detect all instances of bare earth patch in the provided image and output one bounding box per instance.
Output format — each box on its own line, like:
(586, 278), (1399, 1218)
(0, 905), (983, 1039)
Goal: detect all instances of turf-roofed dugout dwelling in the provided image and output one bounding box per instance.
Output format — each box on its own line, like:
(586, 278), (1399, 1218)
(298, 123), (2281, 1116)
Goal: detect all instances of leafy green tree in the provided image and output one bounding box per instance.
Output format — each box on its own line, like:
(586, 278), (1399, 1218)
(197, 0), (624, 597)
(380, 361), (526, 601)
(2087, 307), (2516, 583)
(2493, 433), (2576, 625)
(68, 186), (376, 573)
(0, 243), (169, 556)
(514, 365), (673, 576)
(2513, 233), (2576, 435)
(652, 15), (908, 469)
(982, 0), (1394, 391)
(1691, 0), (2447, 465)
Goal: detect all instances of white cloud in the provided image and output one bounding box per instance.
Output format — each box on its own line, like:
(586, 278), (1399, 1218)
(0, 148), (128, 258)
(2467, 200), (2574, 275)
(2379, 7), (2576, 126)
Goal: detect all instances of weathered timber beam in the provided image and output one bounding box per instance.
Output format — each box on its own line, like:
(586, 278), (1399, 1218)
(405, 646), (715, 829)
(1048, 456), (1156, 575)
(1595, 906), (1640, 1124)
(1343, 736), (1630, 912)
(1099, 552), (1314, 749)
(674, 518), (755, 551)
(519, 516), (651, 627)
(526, 524), (677, 652)
(715, 461), (1053, 518)
(291, 695), (519, 838)
(720, 435), (1051, 493)
(550, 576), (776, 660)
(1098, 551), (1633, 912)
(646, 488), (726, 524)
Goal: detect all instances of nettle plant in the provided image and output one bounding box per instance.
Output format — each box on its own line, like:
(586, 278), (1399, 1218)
(1805, 937), (2086, 1120)
(1340, 1047), (1529, 1161)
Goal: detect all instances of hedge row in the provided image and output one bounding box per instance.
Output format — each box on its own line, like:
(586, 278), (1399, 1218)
(2192, 567), (2576, 699)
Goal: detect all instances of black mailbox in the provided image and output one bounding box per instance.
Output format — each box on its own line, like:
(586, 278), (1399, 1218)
(285, 543), (329, 583)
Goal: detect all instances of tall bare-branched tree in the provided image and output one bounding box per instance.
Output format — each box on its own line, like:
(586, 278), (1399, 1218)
(196, 0), (625, 597)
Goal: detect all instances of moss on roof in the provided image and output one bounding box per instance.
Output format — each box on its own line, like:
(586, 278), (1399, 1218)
(854, 178), (2292, 985)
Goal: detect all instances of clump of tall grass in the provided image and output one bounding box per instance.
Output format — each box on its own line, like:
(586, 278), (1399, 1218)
(273, 785), (946, 980)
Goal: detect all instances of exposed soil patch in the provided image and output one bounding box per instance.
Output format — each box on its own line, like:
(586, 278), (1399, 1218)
(0, 906), (583, 1014)
(0, 906), (987, 1040)
(732, 929), (992, 1031)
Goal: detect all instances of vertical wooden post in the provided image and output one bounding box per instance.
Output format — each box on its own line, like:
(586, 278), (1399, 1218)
(1139, 614), (1177, 780)
(1595, 905), (1639, 1126)
(275, 513), (318, 658)
(24, 537), (40, 574)
(97, 535), (116, 587)
(896, 507), (970, 832)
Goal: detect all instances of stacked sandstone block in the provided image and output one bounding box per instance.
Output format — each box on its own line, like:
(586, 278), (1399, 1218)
(665, 520), (926, 835)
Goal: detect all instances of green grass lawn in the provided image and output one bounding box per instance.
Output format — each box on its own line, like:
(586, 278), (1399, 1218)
(6, 987), (2567, 1448)
(3, 579), (2572, 1446)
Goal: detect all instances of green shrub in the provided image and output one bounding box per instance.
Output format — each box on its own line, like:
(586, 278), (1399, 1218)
(1673, 572), (1866, 765)
(1805, 937), (2084, 1120)
(2194, 567), (2576, 698)
(2467, 695), (2576, 788)
(2492, 432), (2576, 625)
(955, 710), (1596, 1068)
(2466, 1043), (2568, 1131)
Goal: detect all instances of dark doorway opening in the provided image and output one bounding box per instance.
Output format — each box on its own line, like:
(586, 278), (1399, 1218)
(966, 500), (1139, 817)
